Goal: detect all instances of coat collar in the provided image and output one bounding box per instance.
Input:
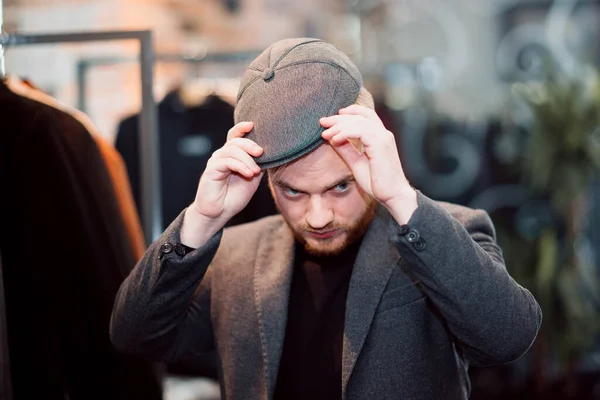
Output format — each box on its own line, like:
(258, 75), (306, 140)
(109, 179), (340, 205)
(341, 206), (399, 398)
(253, 206), (398, 399)
(253, 219), (295, 398)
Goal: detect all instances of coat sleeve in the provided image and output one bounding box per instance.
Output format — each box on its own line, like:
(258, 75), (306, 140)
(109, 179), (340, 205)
(110, 209), (221, 362)
(391, 191), (542, 367)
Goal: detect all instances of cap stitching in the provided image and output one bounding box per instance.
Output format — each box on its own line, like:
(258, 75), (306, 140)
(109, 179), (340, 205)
(267, 43), (273, 67)
(273, 60), (361, 90)
(269, 39), (325, 71)
(236, 60), (360, 103)
(237, 75), (262, 101)
(257, 68), (344, 165)
(237, 39), (326, 101)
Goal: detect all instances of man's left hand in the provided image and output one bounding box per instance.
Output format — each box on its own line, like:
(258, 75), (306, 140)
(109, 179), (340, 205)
(320, 105), (418, 224)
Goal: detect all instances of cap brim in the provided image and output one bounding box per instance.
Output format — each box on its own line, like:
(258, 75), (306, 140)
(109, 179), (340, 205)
(256, 136), (325, 170)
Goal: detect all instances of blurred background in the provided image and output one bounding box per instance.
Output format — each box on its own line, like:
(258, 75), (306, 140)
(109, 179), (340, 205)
(1, 0), (599, 399)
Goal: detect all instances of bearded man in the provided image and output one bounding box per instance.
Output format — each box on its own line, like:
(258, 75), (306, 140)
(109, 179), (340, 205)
(110, 38), (542, 400)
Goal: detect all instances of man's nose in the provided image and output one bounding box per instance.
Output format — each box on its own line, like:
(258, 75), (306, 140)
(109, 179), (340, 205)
(305, 196), (333, 230)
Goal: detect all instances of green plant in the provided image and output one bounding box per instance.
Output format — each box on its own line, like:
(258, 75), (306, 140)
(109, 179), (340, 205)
(508, 63), (600, 390)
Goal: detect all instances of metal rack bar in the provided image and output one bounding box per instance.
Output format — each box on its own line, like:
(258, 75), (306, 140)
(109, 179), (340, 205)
(0, 0), (4, 76)
(0, 3), (11, 400)
(76, 50), (261, 111)
(0, 29), (162, 244)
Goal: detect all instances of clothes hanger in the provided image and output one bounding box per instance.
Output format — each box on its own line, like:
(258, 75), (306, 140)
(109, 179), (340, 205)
(178, 76), (240, 108)
(177, 77), (216, 108)
(213, 77), (239, 107)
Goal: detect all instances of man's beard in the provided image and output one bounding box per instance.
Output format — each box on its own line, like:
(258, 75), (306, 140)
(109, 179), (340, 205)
(283, 197), (378, 257)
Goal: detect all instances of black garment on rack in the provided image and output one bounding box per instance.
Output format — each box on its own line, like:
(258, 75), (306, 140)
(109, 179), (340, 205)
(0, 81), (162, 399)
(115, 90), (277, 231)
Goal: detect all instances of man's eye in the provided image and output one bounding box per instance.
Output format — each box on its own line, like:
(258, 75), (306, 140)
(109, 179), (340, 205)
(285, 188), (301, 196)
(334, 182), (349, 192)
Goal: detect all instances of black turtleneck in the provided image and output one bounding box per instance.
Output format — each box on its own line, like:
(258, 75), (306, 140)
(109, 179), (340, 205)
(273, 239), (362, 400)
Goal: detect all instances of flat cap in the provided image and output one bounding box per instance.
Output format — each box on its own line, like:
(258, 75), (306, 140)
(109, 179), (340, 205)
(234, 38), (363, 169)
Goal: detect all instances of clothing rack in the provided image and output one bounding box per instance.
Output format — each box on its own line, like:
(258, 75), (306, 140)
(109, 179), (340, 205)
(76, 50), (262, 112)
(0, 1), (4, 76)
(0, 4), (12, 399)
(0, 30), (162, 245)
(0, 29), (161, 400)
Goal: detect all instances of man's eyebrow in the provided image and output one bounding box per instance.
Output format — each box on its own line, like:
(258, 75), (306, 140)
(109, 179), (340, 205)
(272, 179), (292, 188)
(273, 175), (354, 192)
(272, 179), (302, 193)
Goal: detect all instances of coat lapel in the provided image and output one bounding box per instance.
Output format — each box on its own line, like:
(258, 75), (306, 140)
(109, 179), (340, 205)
(341, 207), (400, 398)
(253, 219), (295, 399)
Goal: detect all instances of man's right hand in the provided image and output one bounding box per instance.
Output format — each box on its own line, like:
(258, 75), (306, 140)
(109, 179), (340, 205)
(180, 121), (264, 248)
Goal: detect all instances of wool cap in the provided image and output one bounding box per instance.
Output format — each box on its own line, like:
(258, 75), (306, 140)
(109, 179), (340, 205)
(234, 38), (363, 169)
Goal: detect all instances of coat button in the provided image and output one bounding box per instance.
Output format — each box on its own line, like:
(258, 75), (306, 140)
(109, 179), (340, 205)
(161, 243), (173, 254)
(398, 225), (410, 236)
(406, 229), (420, 243)
(414, 238), (427, 251)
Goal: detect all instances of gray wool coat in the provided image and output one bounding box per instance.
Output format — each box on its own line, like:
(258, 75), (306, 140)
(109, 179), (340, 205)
(110, 191), (542, 400)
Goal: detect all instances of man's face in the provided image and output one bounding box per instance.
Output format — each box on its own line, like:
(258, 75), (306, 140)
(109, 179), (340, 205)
(268, 144), (377, 257)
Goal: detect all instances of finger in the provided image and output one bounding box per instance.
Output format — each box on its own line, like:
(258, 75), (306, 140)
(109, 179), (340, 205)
(227, 137), (264, 157)
(328, 128), (374, 148)
(319, 114), (360, 128)
(321, 125), (342, 140)
(220, 143), (261, 173)
(339, 104), (377, 118)
(322, 120), (363, 143)
(212, 157), (257, 179)
(319, 115), (339, 128)
(331, 132), (365, 153)
(227, 121), (254, 141)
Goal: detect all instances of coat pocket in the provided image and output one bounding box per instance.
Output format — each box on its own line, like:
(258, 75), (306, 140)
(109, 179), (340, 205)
(376, 281), (425, 315)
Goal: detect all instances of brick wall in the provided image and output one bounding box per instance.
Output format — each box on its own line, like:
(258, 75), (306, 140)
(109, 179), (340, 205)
(2, 0), (506, 139)
(2, 0), (339, 142)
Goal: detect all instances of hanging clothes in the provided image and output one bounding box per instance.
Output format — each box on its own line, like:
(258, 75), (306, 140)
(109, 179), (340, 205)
(115, 87), (278, 232)
(0, 79), (162, 399)
(4, 75), (146, 261)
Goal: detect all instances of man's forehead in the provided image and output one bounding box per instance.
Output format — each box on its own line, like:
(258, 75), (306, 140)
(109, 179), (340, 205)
(269, 144), (349, 180)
